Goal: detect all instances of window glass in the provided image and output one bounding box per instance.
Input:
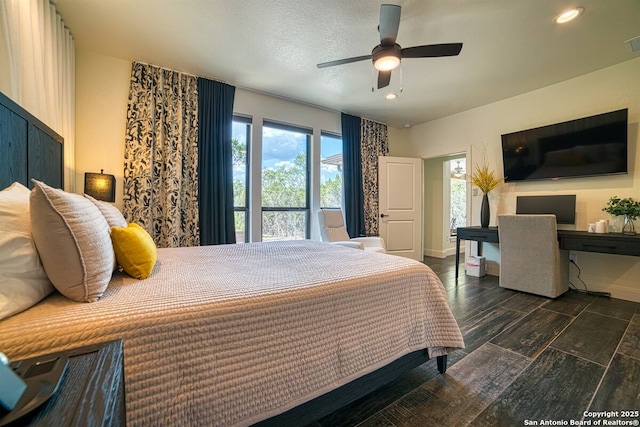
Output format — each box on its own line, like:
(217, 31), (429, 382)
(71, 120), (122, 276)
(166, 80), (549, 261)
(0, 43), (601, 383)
(450, 159), (467, 236)
(261, 122), (310, 241)
(232, 118), (250, 242)
(320, 133), (343, 208)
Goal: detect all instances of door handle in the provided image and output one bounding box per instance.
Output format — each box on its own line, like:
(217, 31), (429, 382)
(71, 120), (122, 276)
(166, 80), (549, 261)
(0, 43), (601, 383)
(380, 213), (388, 218)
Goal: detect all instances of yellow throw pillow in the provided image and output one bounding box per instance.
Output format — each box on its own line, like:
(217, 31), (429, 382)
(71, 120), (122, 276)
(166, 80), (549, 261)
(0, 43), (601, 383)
(111, 223), (157, 279)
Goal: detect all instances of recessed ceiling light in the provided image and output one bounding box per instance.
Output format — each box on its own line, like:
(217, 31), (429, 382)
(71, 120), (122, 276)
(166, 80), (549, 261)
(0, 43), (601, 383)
(555, 7), (584, 24)
(385, 93), (397, 100)
(404, 123), (411, 128)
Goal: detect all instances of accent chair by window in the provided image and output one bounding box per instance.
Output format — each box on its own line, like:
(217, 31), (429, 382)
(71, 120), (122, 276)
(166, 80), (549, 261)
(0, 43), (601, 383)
(318, 209), (386, 253)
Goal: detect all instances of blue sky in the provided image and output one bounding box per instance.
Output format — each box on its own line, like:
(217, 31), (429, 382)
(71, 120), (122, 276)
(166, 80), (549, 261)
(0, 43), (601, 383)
(232, 122), (342, 183)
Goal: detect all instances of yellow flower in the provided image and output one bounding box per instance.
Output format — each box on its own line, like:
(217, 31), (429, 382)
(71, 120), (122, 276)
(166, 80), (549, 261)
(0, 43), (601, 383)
(471, 161), (501, 195)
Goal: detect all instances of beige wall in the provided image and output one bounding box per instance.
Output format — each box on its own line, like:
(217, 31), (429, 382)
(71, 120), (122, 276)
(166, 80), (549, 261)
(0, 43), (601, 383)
(392, 57), (640, 302)
(75, 50), (130, 209)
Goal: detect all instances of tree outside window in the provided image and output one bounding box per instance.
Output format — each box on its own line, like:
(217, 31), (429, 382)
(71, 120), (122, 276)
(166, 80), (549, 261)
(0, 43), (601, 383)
(320, 132), (343, 209)
(450, 159), (467, 236)
(232, 118), (250, 243)
(261, 123), (310, 241)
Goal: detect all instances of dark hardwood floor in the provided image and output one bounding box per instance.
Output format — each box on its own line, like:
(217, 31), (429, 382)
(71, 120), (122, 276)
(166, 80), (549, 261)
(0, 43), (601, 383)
(312, 255), (640, 427)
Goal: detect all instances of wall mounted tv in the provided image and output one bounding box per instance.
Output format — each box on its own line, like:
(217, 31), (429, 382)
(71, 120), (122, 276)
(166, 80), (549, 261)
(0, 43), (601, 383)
(501, 109), (628, 182)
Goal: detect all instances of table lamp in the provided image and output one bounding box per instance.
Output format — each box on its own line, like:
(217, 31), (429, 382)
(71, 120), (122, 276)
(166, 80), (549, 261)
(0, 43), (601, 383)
(84, 169), (116, 202)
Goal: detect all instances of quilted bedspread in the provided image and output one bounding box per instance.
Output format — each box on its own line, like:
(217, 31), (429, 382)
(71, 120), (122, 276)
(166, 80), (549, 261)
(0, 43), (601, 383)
(0, 240), (464, 426)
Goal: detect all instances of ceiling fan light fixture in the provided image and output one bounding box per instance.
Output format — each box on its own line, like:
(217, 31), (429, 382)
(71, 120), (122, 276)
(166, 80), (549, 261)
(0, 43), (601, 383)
(316, 6), (463, 90)
(375, 55), (400, 71)
(372, 44), (402, 71)
(555, 7), (584, 24)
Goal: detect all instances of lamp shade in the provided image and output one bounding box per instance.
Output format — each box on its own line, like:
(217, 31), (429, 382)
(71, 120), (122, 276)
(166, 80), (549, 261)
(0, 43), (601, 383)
(84, 170), (116, 202)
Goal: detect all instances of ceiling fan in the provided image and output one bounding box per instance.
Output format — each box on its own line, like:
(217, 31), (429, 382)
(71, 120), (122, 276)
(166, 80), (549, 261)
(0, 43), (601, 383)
(317, 4), (463, 90)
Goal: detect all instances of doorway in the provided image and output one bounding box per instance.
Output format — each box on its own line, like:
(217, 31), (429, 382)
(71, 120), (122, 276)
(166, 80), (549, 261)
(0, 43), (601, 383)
(423, 153), (467, 258)
(447, 158), (467, 240)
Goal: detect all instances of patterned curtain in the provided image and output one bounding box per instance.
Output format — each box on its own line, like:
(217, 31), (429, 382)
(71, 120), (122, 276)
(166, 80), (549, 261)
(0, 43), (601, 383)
(123, 62), (200, 248)
(360, 118), (389, 236)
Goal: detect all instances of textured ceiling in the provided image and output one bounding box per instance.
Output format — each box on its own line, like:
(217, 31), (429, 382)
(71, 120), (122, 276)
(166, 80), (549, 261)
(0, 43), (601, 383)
(52, 0), (640, 128)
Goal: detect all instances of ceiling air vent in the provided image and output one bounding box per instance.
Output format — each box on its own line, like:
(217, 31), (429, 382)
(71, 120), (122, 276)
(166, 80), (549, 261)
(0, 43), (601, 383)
(625, 35), (640, 53)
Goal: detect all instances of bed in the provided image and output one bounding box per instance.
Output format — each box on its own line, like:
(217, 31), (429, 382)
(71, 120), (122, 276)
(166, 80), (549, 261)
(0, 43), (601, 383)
(0, 91), (464, 426)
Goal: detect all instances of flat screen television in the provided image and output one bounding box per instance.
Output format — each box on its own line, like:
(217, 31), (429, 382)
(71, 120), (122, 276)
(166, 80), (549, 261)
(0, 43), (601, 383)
(516, 195), (576, 224)
(501, 109), (628, 182)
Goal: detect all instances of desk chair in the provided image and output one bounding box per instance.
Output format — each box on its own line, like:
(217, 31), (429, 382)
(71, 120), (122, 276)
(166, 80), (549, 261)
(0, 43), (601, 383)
(497, 214), (569, 298)
(317, 209), (386, 253)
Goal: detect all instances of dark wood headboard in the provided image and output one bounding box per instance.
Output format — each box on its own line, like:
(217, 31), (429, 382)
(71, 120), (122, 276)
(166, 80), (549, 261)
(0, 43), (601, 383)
(0, 91), (64, 189)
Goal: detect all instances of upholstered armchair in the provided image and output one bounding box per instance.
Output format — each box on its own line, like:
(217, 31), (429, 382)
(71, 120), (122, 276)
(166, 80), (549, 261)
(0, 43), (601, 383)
(317, 209), (386, 253)
(497, 214), (569, 298)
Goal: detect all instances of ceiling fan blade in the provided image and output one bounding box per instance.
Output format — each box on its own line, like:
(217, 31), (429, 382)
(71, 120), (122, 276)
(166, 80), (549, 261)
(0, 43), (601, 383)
(317, 54), (372, 69)
(379, 4), (401, 47)
(377, 70), (391, 89)
(401, 43), (463, 58)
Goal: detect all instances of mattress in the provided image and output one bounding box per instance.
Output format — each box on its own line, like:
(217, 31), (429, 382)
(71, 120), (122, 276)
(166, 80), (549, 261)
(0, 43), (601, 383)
(0, 240), (464, 426)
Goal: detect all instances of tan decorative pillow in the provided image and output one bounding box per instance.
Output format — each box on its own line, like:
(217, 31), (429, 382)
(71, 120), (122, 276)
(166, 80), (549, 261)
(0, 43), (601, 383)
(30, 180), (114, 302)
(84, 194), (127, 228)
(83, 194), (126, 271)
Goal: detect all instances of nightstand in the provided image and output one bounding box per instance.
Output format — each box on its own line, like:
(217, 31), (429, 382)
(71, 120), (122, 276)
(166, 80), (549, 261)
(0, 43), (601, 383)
(1, 340), (125, 426)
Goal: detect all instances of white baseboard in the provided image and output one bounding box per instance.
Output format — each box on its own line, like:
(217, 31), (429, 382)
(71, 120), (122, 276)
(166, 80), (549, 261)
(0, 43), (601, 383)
(444, 247), (459, 257)
(424, 248), (463, 259)
(424, 249), (446, 259)
(569, 273), (640, 303)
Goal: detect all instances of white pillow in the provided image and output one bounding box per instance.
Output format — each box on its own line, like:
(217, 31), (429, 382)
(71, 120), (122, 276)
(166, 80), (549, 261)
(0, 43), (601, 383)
(30, 180), (114, 302)
(0, 182), (53, 319)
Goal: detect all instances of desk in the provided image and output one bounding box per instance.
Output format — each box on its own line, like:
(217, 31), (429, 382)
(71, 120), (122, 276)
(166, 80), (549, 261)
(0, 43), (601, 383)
(455, 226), (640, 279)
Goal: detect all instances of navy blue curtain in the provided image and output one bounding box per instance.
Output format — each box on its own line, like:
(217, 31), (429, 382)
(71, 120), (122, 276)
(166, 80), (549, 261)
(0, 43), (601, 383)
(341, 112), (365, 238)
(197, 78), (236, 245)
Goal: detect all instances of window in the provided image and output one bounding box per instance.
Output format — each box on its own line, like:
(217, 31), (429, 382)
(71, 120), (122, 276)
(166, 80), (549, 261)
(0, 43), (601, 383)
(449, 159), (467, 236)
(320, 132), (343, 208)
(261, 121), (310, 241)
(232, 116), (250, 243)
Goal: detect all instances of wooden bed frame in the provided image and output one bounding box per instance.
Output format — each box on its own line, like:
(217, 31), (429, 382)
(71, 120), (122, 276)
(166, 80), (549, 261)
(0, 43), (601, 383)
(0, 92), (63, 190)
(0, 90), (447, 426)
(257, 349), (445, 426)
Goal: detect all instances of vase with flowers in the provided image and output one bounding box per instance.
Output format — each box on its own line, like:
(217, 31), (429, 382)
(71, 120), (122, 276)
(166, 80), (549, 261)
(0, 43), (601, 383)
(602, 196), (640, 235)
(471, 159), (501, 228)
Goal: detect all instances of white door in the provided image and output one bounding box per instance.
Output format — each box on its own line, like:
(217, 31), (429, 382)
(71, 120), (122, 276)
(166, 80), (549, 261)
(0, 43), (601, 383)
(379, 156), (423, 260)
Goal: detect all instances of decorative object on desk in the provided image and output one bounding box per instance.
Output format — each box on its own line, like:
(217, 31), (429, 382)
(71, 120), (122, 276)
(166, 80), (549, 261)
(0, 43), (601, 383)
(480, 194), (490, 228)
(471, 157), (501, 228)
(84, 169), (116, 202)
(602, 196), (640, 235)
(622, 215), (635, 235)
(595, 219), (609, 234)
